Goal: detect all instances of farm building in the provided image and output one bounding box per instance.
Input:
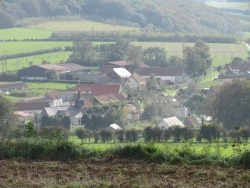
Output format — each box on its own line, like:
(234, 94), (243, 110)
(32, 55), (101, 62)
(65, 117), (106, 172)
(106, 123), (123, 131)
(136, 66), (187, 84)
(0, 81), (28, 94)
(158, 116), (185, 129)
(108, 68), (132, 83)
(101, 61), (133, 74)
(183, 115), (200, 129)
(18, 63), (91, 80)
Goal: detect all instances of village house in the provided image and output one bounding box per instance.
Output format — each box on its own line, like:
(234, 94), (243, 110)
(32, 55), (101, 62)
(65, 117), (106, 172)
(136, 66), (187, 84)
(225, 61), (250, 77)
(183, 115), (200, 129)
(158, 116), (185, 129)
(0, 81), (28, 94)
(42, 89), (85, 126)
(93, 93), (127, 105)
(124, 73), (146, 90)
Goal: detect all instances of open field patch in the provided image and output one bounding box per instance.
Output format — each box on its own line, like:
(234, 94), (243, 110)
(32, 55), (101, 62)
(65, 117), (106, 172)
(1, 41), (72, 56)
(29, 20), (140, 32)
(0, 28), (52, 41)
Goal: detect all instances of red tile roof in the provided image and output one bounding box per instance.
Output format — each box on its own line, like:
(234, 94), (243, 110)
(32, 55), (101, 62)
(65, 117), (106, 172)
(75, 84), (121, 96)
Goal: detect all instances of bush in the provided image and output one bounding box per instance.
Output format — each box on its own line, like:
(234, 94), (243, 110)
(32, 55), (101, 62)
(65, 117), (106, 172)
(238, 150), (250, 169)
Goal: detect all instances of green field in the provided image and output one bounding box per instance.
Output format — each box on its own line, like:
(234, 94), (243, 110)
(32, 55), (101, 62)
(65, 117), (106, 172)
(2, 51), (72, 72)
(205, 2), (250, 10)
(135, 42), (248, 66)
(29, 20), (140, 32)
(0, 28), (52, 40)
(69, 135), (250, 157)
(1, 41), (72, 55)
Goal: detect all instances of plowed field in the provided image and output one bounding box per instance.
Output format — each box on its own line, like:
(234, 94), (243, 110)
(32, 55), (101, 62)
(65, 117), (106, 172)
(1, 159), (250, 188)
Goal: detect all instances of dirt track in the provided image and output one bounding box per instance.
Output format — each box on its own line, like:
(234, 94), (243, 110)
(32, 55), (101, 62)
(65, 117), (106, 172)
(1, 158), (250, 188)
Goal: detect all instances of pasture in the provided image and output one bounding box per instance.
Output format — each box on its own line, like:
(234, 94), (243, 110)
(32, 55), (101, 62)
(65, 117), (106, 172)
(1, 41), (72, 55)
(29, 20), (140, 32)
(0, 27), (52, 40)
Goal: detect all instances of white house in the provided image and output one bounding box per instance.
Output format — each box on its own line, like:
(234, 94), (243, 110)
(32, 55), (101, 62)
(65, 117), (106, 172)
(158, 116), (185, 129)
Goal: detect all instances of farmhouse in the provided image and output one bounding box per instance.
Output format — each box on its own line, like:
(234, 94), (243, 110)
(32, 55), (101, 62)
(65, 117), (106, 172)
(225, 62), (250, 77)
(0, 81), (28, 94)
(18, 63), (91, 80)
(136, 66), (187, 84)
(124, 73), (146, 90)
(158, 116), (185, 129)
(93, 93), (127, 105)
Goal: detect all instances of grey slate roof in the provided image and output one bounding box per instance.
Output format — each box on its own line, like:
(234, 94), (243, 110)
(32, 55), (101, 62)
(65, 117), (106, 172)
(136, 67), (185, 77)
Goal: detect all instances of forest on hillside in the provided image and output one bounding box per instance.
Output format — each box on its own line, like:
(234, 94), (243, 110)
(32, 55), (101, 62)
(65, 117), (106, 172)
(0, 0), (242, 35)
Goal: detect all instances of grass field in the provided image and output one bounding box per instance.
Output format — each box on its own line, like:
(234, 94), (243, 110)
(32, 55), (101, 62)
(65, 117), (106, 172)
(205, 2), (250, 10)
(0, 28), (52, 40)
(2, 51), (72, 72)
(1, 41), (72, 55)
(29, 20), (140, 32)
(135, 42), (248, 66)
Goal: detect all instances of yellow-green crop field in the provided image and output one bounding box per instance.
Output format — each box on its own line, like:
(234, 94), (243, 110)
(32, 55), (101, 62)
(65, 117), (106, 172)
(29, 20), (140, 32)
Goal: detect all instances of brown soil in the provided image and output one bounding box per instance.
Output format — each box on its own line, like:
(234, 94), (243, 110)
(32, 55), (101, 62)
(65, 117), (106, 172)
(1, 158), (250, 188)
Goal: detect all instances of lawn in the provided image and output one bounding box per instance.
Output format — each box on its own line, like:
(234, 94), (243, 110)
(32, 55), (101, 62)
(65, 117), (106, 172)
(1, 41), (72, 55)
(29, 20), (140, 32)
(0, 27), (52, 40)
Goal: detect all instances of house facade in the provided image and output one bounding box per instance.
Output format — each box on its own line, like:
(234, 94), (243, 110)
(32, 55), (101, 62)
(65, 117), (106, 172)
(124, 73), (146, 90)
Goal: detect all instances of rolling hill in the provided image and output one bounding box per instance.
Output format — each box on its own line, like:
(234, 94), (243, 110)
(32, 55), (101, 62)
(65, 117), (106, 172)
(0, 0), (242, 35)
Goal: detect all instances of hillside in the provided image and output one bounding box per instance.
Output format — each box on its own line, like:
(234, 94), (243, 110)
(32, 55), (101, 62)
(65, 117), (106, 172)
(0, 0), (242, 35)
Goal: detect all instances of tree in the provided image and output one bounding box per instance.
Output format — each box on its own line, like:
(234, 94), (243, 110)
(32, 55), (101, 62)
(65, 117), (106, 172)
(183, 40), (212, 77)
(184, 94), (205, 113)
(168, 56), (184, 67)
(75, 128), (87, 144)
(146, 74), (158, 90)
(0, 96), (14, 138)
(61, 116), (71, 129)
(143, 47), (167, 67)
(210, 79), (250, 129)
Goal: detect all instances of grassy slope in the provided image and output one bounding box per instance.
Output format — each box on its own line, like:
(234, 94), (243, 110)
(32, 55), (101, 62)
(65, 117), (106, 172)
(29, 20), (140, 32)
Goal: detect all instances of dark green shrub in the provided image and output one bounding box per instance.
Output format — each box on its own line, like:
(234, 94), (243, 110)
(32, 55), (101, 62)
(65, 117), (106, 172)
(238, 150), (250, 169)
